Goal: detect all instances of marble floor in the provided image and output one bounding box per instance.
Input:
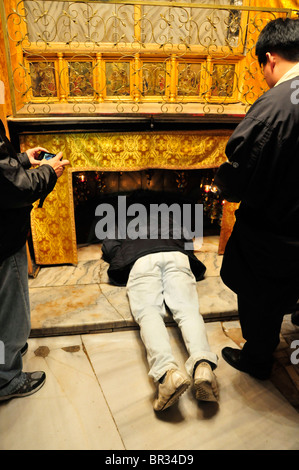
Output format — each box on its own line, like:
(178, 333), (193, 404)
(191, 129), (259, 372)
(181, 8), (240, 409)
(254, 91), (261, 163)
(0, 240), (298, 451)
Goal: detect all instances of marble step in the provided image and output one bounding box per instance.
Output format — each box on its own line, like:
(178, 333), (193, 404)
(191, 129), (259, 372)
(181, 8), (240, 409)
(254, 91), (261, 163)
(28, 251), (238, 337)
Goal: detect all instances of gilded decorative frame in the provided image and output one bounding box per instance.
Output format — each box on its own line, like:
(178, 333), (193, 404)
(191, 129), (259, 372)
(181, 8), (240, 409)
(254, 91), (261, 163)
(176, 60), (204, 101)
(3, 0), (296, 116)
(24, 56), (60, 103)
(104, 59), (133, 100)
(66, 59), (96, 100)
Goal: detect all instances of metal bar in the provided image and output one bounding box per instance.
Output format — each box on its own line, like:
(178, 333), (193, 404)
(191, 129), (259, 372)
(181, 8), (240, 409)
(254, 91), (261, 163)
(15, 0), (295, 15)
(0, 0), (17, 117)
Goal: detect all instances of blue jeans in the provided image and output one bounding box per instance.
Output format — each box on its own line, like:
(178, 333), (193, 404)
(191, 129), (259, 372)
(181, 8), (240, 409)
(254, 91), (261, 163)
(127, 251), (218, 382)
(0, 245), (31, 395)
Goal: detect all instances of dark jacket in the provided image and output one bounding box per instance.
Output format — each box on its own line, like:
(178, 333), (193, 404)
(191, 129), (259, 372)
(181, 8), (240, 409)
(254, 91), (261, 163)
(0, 120), (57, 263)
(101, 192), (206, 286)
(215, 75), (299, 295)
(215, 75), (299, 235)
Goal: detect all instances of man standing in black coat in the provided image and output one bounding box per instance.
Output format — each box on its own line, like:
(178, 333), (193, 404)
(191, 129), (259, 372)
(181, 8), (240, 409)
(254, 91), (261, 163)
(0, 120), (69, 401)
(215, 18), (299, 380)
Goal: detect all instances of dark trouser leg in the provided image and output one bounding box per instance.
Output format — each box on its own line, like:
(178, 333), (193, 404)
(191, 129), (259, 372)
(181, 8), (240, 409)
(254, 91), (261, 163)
(238, 287), (299, 369)
(0, 245), (31, 395)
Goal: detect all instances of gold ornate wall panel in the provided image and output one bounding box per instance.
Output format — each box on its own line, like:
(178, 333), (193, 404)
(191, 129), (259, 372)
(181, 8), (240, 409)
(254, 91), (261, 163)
(30, 171), (77, 266)
(20, 130), (232, 264)
(1, 1), (298, 117)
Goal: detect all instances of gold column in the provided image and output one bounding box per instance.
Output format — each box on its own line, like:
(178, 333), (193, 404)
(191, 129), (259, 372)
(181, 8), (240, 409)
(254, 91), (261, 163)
(57, 53), (68, 103)
(133, 4), (142, 102)
(204, 56), (213, 102)
(169, 54), (176, 102)
(133, 54), (141, 102)
(134, 3), (142, 43)
(96, 53), (104, 103)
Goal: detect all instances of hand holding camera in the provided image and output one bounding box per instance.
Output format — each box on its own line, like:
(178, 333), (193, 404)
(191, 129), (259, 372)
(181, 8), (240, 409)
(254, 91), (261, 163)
(39, 151), (70, 179)
(38, 151), (57, 160)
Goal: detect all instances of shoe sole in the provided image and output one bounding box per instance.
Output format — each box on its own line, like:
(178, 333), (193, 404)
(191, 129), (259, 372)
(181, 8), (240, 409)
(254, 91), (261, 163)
(0, 378), (46, 402)
(155, 380), (190, 411)
(194, 379), (218, 402)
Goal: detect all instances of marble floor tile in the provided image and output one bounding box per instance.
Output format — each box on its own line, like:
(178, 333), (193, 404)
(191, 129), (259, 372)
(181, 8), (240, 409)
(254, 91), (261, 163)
(196, 277), (238, 319)
(195, 251), (223, 277)
(0, 336), (124, 450)
(99, 283), (136, 325)
(29, 284), (126, 336)
(28, 259), (107, 288)
(82, 323), (299, 450)
(77, 243), (102, 261)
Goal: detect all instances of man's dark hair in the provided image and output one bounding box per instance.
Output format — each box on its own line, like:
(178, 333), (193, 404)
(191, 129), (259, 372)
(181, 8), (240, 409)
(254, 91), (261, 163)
(256, 18), (299, 66)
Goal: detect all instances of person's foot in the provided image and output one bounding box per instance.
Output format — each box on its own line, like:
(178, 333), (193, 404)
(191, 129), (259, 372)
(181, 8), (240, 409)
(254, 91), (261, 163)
(222, 347), (272, 380)
(153, 369), (190, 411)
(193, 362), (218, 402)
(0, 371), (46, 402)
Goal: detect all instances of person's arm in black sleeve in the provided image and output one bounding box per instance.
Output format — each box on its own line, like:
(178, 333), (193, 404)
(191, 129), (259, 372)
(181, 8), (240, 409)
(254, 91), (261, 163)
(215, 111), (272, 203)
(0, 157), (57, 209)
(16, 152), (31, 169)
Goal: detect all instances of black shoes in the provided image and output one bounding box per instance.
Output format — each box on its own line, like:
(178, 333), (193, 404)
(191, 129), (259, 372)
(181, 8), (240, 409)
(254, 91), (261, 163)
(222, 347), (272, 380)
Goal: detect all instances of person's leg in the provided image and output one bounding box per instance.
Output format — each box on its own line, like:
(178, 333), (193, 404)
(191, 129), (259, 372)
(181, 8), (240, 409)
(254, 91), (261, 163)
(223, 285), (299, 379)
(238, 286), (299, 367)
(127, 253), (190, 410)
(127, 253), (179, 383)
(162, 252), (218, 401)
(162, 252), (218, 377)
(0, 245), (31, 395)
